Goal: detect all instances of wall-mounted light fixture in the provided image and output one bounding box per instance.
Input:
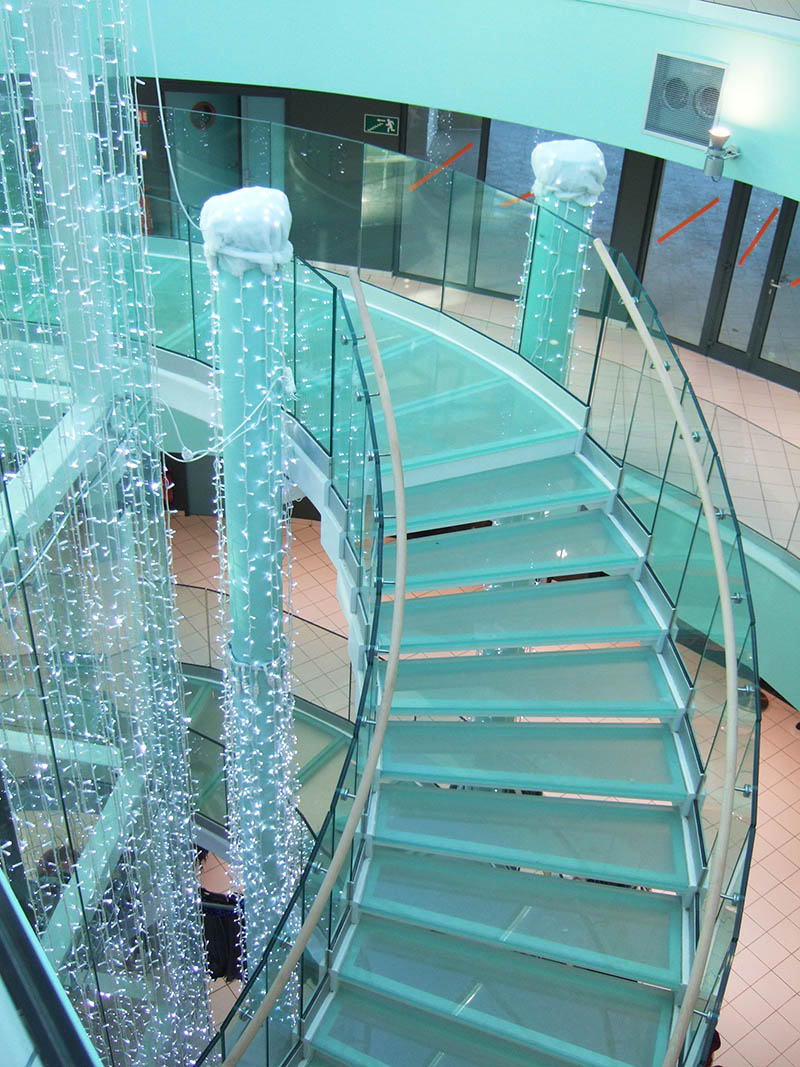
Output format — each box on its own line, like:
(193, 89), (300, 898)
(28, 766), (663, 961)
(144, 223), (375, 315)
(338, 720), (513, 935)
(704, 125), (740, 181)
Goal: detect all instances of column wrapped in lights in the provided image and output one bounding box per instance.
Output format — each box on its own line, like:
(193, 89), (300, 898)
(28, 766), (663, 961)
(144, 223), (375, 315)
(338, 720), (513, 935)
(199, 189), (300, 982)
(517, 139), (606, 384)
(0, 1), (212, 1064)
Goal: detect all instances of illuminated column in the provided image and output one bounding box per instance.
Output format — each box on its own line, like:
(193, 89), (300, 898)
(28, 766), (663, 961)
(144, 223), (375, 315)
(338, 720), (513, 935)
(200, 188), (299, 970)
(517, 139), (606, 383)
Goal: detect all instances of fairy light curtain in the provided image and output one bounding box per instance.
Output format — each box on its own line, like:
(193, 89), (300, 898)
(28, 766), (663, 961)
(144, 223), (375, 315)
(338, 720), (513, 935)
(0, 1), (212, 1063)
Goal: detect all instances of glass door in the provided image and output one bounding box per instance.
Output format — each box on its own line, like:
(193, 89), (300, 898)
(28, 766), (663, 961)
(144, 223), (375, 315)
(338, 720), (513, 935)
(760, 202), (800, 379)
(700, 188), (798, 381)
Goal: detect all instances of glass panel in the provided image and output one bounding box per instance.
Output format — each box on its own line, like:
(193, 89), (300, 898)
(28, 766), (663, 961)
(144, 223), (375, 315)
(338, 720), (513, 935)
(443, 169), (478, 290)
(164, 98), (242, 209)
(330, 301), (356, 503)
(718, 187), (783, 351)
(189, 221), (213, 361)
(762, 205), (800, 373)
(188, 728), (226, 827)
(148, 214), (195, 359)
(285, 126), (363, 267)
(472, 180), (532, 301)
(361, 144), (404, 274)
(405, 106), (481, 177)
(643, 161), (734, 346)
(397, 158), (451, 294)
(294, 261), (335, 454)
(673, 512), (722, 686)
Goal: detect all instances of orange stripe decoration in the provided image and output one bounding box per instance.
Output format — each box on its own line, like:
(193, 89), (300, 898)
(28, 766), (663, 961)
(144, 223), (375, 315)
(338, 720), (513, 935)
(791, 277), (800, 288)
(408, 142), (474, 191)
(501, 191), (535, 208)
(657, 197), (719, 244)
(738, 207), (779, 266)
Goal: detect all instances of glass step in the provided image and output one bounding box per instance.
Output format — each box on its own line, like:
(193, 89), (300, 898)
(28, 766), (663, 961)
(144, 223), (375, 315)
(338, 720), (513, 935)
(384, 647), (680, 718)
(383, 509), (639, 590)
(381, 721), (687, 802)
(362, 846), (682, 989)
(375, 782), (691, 892)
(312, 985), (575, 1067)
(339, 915), (674, 1067)
(364, 333), (507, 406)
(383, 453), (611, 533)
(374, 379), (577, 470)
(379, 575), (664, 652)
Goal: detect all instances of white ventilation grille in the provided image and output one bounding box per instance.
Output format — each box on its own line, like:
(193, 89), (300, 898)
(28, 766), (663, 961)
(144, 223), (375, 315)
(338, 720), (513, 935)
(645, 53), (726, 147)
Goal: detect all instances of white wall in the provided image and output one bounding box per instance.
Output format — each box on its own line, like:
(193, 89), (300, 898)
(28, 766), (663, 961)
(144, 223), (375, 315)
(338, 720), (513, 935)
(130, 0), (800, 199)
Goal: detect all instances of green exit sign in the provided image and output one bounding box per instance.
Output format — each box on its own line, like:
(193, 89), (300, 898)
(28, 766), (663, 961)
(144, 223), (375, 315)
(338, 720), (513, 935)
(364, 114), (399, 136)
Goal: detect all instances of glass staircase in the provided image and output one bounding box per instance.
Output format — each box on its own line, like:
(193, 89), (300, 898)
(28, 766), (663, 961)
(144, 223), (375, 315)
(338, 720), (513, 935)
(293, 352), (696, 1067)
(160, 203), (756, 1064)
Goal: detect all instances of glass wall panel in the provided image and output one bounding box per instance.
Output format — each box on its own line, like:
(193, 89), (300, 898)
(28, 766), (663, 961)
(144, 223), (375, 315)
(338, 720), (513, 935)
(164, 94), (241, 213)
(484, 121), (623, 242)
(643, 161), (733, 346)
(718, 187), (783, 350)
(762, 206), (800, 374)
(405, 106), (481, 176)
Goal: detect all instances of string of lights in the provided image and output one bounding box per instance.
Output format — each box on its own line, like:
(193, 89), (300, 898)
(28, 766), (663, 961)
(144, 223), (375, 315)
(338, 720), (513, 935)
(0, 2), (212, 1063)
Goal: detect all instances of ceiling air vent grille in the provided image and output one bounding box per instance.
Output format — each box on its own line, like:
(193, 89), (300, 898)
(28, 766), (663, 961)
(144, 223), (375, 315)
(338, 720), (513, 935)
(645, 53), (726, 147)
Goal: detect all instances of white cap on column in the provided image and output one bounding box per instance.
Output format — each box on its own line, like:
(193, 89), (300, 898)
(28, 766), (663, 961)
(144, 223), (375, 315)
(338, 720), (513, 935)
(200, 187), (293, 275)
(531, 140), (606, 206)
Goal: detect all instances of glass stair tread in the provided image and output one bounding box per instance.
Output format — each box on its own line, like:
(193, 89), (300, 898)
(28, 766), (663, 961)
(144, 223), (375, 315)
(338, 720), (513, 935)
(338, 915), (674, 1067)
(384, 647), (681, 718)
(375, 782), (692, 892)
(374, 378), (578, 470)
(383, 510), (639, 590)
(364, 332), (508, 406)
(362, 846), (683, 989)
(381, 721), (687, 802)
(379, 575), (664, 652)
(383, 452), (612, 533)
(311, 985), (575, 1067)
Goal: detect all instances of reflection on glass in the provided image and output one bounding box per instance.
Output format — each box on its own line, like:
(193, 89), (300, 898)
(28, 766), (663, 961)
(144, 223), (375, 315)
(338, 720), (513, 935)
(762, 206), (800, 374)
(484, 120), (623, 243)
(718, 187), (782, 351)
(643, 161), (733, 346)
